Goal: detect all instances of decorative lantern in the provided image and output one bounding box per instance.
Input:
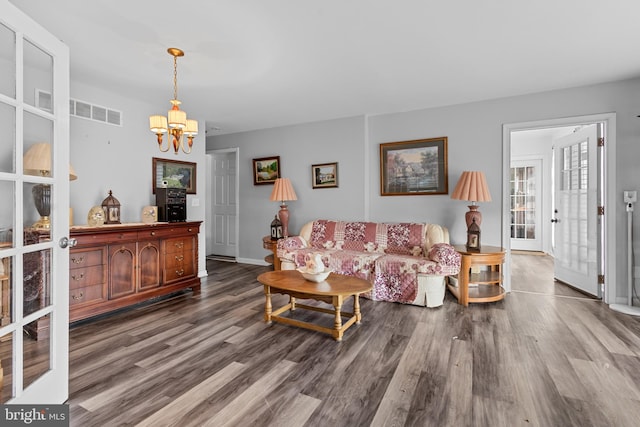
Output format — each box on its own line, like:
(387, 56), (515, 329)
(466, 217), (481, 251)
(101, 190), (121, 224)
(270, 215), (283, 240)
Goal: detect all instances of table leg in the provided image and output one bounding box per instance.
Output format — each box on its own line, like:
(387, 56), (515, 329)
(333, 295), (343, 341)
(264, 285), (272, 323)
(354, 294), (362, 324)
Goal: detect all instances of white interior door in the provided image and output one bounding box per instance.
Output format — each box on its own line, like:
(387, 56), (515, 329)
(510, 158), (543, 251)
(552, 124), (599, 296)
(210, 150), (237, 257)
(0, 1), (70, 404)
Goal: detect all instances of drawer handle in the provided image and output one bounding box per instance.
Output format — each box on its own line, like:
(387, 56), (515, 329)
(174, 242), (184, 249)
(175, 255), (184, 261)
(72, 292), (84, 300)
(71, 273), (85, 281)
(119, 234), (125, 239)
(175, 269), (184, 276)
(188, 228), (192, 232)
(151, 231), (156, 236)
(71, 256), (85, 264)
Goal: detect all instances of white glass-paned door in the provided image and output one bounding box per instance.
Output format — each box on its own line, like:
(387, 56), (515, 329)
(0, 1), (70, 404)
(510, 159), (543, 251)
(552, 124), (599, 296)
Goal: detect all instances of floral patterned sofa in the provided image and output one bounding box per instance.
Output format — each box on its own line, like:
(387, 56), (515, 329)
(277, 220), (461, 307)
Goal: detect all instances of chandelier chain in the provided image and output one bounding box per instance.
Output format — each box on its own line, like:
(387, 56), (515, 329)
(173, 55), (178, 101)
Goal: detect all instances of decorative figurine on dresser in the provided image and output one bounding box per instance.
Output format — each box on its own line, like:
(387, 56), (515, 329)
(101, 190), (121, 224)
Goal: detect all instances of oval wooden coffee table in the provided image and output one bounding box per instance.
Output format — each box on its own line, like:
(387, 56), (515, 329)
(257, 270), (373, 341)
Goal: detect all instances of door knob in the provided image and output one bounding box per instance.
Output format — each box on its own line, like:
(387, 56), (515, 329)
(59, 237), (78, 248)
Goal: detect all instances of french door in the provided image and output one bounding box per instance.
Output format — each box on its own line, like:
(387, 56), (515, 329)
(0, 1), (70, 403)
(510, 158), (543, 251)
(552, 124), (600, 297)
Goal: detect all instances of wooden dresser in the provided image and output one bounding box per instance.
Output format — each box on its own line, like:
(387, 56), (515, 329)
(68, 221), (201, 323)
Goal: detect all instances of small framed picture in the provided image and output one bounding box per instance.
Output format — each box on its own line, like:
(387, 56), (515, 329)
(311, 162), (338, 189)
(253, 156), (280, 185)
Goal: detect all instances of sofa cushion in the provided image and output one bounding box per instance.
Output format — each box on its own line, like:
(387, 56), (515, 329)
(384, 223), (426, 256)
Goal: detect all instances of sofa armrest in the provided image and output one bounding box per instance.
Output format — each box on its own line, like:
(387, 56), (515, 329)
(277, 236), (308, 258)
(427, 243), (461, 275)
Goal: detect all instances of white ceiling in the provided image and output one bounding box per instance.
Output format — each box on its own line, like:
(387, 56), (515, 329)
(9, 0), (640, 136)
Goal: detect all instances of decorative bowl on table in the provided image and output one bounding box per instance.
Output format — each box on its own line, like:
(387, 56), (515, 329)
(297, 267), (332, 282)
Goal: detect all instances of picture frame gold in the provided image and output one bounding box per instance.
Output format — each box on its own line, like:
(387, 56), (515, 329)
(379, 137), (448, 196)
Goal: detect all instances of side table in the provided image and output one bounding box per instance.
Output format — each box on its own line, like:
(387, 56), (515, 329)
(262, 236), (281, 271)
(448, 245), (505, 306)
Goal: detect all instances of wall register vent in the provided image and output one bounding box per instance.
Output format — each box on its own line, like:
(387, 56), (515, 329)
(36, 89), (122, 127)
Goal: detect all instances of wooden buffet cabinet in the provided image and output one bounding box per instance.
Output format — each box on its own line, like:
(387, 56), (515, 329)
(68, 221), (201, 323)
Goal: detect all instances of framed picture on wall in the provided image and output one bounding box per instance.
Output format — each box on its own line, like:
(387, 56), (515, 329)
(253, 156), (281, 185)
(379, 137), (448, 196)
(152, 157), (197, 194)
(311, 162), (338, 189)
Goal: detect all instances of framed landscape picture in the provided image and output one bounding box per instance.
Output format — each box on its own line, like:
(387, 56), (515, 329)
(152, 157), (197, 194)
(253, 156), (280, 185)
(311, 162), (338, 188)
(379, 137), (448, 196)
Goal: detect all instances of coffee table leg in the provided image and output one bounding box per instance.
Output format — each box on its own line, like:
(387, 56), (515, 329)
(264, 284), (272, 324)
(354, 294), (362, 324)
(333, 295), (343, 341)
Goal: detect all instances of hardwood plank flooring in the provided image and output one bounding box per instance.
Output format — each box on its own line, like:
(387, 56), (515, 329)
(5, 254), (640, 426)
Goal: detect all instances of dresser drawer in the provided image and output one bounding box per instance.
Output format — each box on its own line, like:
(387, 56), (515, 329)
(164, 263), (195, 282)
(69, 248), (105, 269)
(70, 284), (106, 306)
(69, 265), (105, 289)
(164, 237), (194, 254)
(164, 251), (194, 269)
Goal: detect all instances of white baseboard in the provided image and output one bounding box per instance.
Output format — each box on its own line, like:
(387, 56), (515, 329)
(236, 257), (270, 266)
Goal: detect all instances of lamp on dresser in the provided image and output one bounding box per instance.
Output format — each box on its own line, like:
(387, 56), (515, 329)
(23, 142), (78, 229)
(270, 178), (298, 238)
(451, 171), (491, 250)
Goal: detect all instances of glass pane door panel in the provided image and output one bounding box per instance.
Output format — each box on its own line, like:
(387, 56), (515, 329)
(0, 181), (15, 248)
(510, 165), (537, 240)
(23, 39), (53, 112)
(1, 255), (12, 326)
(0, 332), (13, 402)
(23, 247), (51, 317)
(0, 23), (15, 99)
(0, 103), (16, 173)
(23, 314), (51, 388)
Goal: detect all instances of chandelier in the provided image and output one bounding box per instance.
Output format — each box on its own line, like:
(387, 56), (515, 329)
(149, 48), (198, 154)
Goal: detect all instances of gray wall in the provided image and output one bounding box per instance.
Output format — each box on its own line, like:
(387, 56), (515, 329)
(207, 116), (366, 263)
(209, 77), (640, 302)
(68, 81), (208, 279)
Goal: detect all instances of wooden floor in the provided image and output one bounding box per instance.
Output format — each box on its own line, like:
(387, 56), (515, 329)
(18, 254), (640, 425)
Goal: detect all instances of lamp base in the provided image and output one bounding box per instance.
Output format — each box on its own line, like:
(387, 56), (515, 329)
(278, 204), (290, 238)
(465, 205), (482, 228)
(32, 216), (51, 230)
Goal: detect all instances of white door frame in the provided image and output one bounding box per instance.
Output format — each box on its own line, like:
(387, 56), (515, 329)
(502, 113), (616, 303)
(206, 148), (240, 259)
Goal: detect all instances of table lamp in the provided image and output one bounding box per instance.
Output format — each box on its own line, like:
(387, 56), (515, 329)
(269, 178), (297, 238)
(23, 143), (77, 229)
(451, 171), (491, 249)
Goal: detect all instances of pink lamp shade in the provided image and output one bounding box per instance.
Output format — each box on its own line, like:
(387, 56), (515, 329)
(451, 171), (491, 227)
(269, 178), (298, 237)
